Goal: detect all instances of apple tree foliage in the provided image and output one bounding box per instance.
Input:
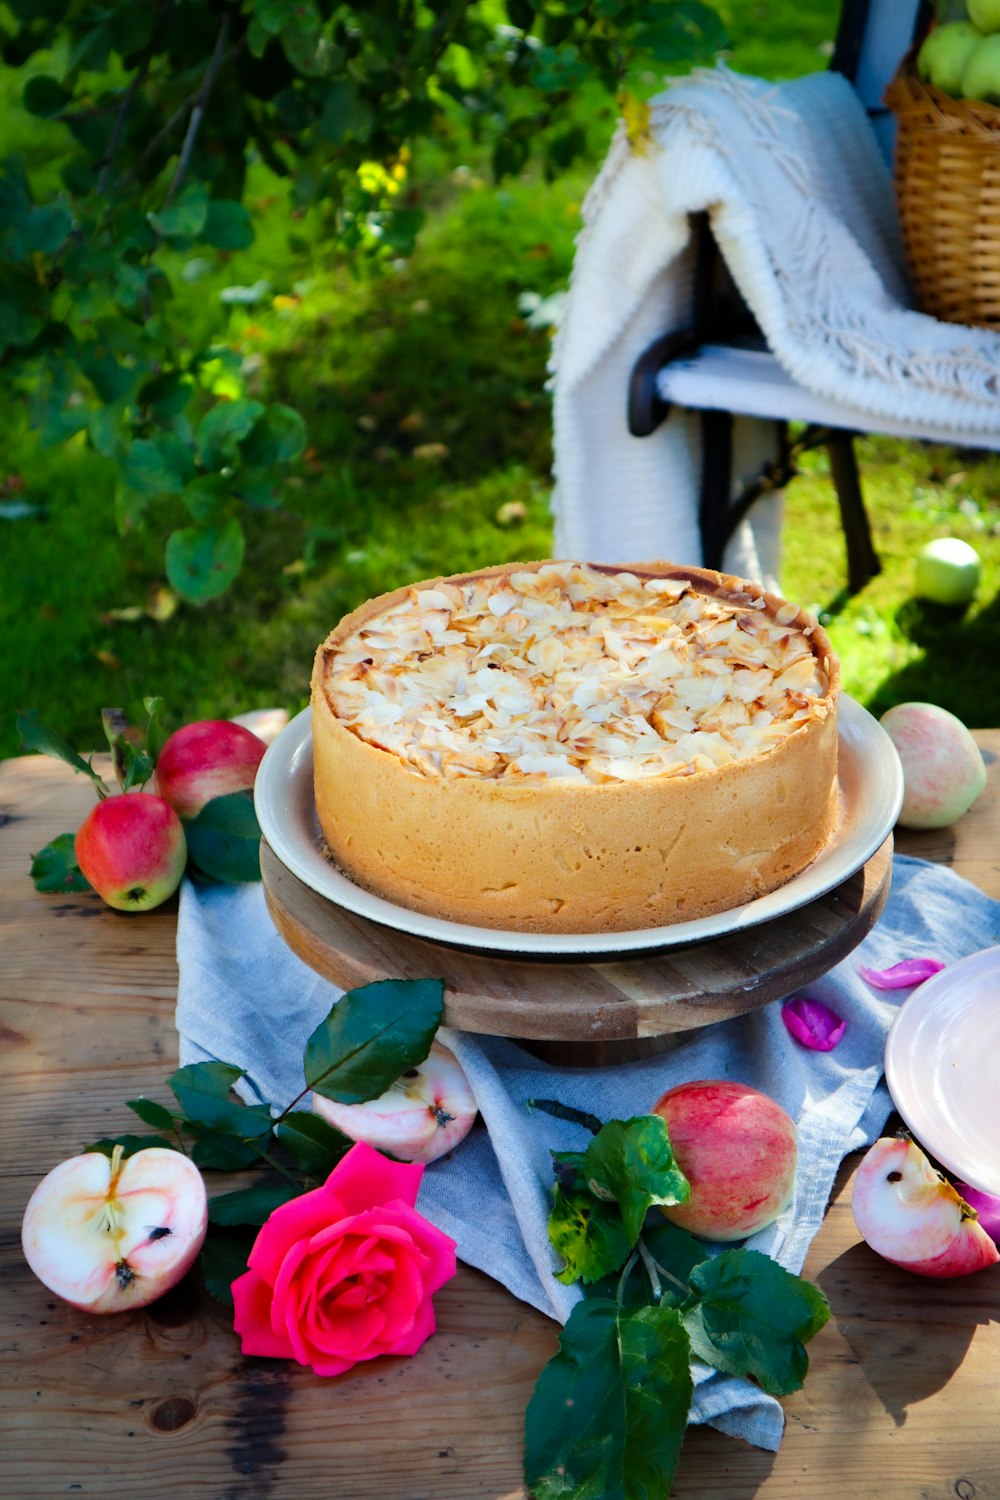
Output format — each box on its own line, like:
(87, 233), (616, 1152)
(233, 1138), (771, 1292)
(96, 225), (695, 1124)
(0, 0), (724, 603)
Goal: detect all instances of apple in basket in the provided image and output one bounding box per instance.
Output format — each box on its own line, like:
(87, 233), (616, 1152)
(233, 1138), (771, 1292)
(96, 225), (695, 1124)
(312, 1041), (478, 1164)
(21, 1146), (208, 1311)
(963, 32), (1000, 99)
(967, 0), (1000, 37)
(154, 719), (268, 819)
(851, 1137), (999, 1277)
(75, 792), (187, 912)
(879, 702), (986, 830)
(917, 21), (984, 95)
(650, 1080), (797, 1241)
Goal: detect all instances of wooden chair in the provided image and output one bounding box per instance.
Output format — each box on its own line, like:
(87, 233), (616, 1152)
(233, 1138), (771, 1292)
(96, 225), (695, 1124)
(625, 0), (1000, 594)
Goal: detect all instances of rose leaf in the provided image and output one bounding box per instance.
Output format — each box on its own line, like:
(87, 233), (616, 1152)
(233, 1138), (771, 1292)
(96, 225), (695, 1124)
(126, 1096), (178, 1129)
(275, 1110), (353, 1177)
(208, 1181), (301, 1228)
(166, 1061), (272, 1142)
(304, 977), (444, 1105)
(524, 1299), (693, 1500)
(200, 1226), (258, 1309)
(683, 1248), (831, 1397)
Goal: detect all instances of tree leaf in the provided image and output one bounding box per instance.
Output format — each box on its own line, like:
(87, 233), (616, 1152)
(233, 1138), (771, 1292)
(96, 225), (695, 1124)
(200, 1226), (256, 1308)
(208, 1181), (300, 1227)
(275, 1110), (353, 1177)
(684, 1248), (831, 1397)
(148, 181), (209, 239)
(122, 435), (195, 497)
(198, 398), (264, 468)
(240, 403), (307, 466)
(583, 1115), (690, 1243)
(166, 1061), (272, 1141)
(22, 75), (71, 118)
(183, 789), (262, 883)
(29, 833), (91, 893)
(165, 518), (245, 603)
(126, 1096), (177, 1129)
(181, 473), (232, 525)
(548, 1181), (634, 1285)
(201, 200), (255, 250)
(304, 978), (444, 1105)
(16, 710), (108, 791)
(143, 697), (169, 765)
(524, 1299), (693, 1500)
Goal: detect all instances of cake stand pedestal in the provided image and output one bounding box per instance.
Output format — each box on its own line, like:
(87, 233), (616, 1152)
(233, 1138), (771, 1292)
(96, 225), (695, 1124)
(260, 835), (892, 1067)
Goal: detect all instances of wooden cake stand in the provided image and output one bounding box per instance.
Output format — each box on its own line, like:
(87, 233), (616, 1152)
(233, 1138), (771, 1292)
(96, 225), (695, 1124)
(261, 835), (893, 1066)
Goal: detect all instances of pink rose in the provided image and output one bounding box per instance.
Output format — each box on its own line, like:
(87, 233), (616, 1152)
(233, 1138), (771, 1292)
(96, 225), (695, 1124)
(232, 1140), (457, 1376)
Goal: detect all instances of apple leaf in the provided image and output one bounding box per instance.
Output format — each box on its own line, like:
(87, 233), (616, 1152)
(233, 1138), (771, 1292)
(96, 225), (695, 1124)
(582, 1115), (690, 1243)
(143, 697), (169, 764)
(208, 1182), (300, 1227)
(183, 790), (262, 883)
(101, 707), (154, 790)
(548, 1180), (634, 1286)
(584, 1219), (708, 1310)
(683, 1248), (831, 1397)
(86, 1134), (178, 1157)
(29, 833), (91, 893)
(16, 710), (108, 793)
(166, 1061), (273, 1142)
(276, 1110), (353, 1177)
(200, 1227), (257, 1308)
(524, 1299), (693, 1500)
(304, 978), (444, 1105)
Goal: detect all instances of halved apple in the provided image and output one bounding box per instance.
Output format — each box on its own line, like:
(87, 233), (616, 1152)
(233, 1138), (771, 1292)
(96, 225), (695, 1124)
(851, 1138), (999, 1278)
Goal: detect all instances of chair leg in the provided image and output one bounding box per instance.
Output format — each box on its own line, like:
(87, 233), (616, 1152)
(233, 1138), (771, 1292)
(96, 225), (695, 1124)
(827, 433), (881, 594)
(699, 410), (733, 570)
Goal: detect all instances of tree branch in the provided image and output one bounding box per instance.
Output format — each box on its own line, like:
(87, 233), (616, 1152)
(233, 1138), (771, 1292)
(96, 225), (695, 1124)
(161, 13), (233, 208)
(96, 0), (174, 196)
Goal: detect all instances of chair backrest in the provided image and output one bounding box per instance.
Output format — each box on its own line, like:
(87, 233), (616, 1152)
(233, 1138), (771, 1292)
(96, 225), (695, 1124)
(832, 0), (932, 161)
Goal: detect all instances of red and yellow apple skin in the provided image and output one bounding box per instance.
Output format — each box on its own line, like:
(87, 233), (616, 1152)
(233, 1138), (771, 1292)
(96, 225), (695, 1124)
(312, 1041), (478, 1164)
(651, 1080), (798, 1242)
(880, 702), (986, 830)
(74, 793), (186, 912)
(851, 1138), (1000, 1278)
(154, 719), (267, 819)
(21, 1147), (208, 1313)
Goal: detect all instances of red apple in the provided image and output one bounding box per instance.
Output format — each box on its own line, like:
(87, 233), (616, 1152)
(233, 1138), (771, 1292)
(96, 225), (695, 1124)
(852, 1138), (999, 1277)
(312, 1041), (478, 1164)
(651, 1080), (797, 1241)
(75, 793), (186, 912)
(21, 1145), (208, 1312)
(880, 702), (987, 830)
(154, 719), (267, 819)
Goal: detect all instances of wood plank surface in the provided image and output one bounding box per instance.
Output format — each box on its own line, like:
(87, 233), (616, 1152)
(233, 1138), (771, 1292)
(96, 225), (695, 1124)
(1, 740), (999, 1500)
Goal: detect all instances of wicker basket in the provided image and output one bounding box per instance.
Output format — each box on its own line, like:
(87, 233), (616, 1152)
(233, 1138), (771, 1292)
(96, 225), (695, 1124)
(885, 55), (1000, 329)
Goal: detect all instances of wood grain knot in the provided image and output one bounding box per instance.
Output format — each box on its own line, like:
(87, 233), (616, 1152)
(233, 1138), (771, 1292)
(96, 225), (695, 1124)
(150, 1395), (197, 1432)
(954, 1481), (977, 1500)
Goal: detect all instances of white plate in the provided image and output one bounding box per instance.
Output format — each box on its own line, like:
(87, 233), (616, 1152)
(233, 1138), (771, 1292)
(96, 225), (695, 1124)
(884, 947), (1000, 1197)
(255, 694), (902, 957)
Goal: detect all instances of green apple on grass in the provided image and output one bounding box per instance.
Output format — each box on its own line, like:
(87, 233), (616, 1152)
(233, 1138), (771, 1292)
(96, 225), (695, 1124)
(914, 536), (982, 605)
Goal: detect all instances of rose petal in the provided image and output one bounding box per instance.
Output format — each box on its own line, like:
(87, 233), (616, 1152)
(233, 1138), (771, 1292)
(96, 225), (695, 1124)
(858, 958), (946, 989)
(781, 996), (846, 1052)
(232, 1269), (296, 1359)
(955, 1183), (1000, 1246)
(326, 1140), (425, 1217)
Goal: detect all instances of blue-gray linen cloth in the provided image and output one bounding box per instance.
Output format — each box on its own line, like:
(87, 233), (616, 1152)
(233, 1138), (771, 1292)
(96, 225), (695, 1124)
(175, 855), (1000, 1452)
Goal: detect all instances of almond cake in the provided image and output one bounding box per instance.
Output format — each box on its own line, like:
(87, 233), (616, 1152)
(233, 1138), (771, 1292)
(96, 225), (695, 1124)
(310, 561), (840, 933)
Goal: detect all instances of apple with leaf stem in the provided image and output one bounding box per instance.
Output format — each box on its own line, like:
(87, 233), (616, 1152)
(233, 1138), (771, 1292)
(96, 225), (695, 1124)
(154, 719), (268, 820)
(312, 1041), (478, 1164)
(650, 1080), (797, 1241)
(75, 792), (186, 912)
(851, 1137), (999, 1277)
(21, 1145), (208, 1312)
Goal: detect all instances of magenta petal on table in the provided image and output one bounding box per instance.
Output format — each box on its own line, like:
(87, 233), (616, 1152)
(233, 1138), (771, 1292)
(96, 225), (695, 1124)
(781, 996), (846, 1052)
(857, 958), (946, 989)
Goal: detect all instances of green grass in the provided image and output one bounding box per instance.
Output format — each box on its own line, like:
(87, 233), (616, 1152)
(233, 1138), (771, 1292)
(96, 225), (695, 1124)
(4, 0), (999, 757)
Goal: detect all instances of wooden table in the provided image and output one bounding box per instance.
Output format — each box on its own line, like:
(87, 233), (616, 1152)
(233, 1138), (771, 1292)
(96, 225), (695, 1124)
(2, 740), (999, 1499)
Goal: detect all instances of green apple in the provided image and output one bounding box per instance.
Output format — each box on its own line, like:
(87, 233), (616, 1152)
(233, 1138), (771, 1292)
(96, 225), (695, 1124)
(967, 0), (1000, 36)
(914, 537), (982, 605)
(963, 32), (1000, 98)
(917, 20), (983, 94)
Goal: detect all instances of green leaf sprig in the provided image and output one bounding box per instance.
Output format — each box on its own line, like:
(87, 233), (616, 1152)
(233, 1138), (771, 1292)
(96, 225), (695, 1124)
(524, 1112), (830, 1500)
(87, 977), (445, 1304)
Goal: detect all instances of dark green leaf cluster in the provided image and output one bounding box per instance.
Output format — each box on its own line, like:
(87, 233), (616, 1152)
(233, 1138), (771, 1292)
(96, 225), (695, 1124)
(1, 0), (724, 600)
(85, 975), (445, 1304)
(526, 1113), (830, 1500)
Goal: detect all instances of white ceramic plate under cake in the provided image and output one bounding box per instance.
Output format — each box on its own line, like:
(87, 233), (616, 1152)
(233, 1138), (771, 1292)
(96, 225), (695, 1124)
(255, 694), (902, 957)
(884, 946), (1000, 1198)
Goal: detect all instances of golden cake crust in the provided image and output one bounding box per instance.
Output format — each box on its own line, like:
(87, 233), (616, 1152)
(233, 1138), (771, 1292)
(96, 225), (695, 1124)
(310, 560), (841, 933)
